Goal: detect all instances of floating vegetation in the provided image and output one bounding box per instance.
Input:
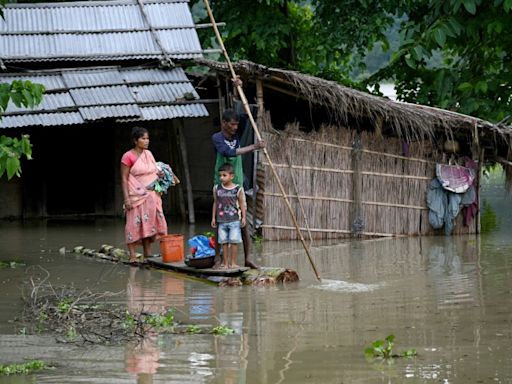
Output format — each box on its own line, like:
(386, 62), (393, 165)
(364, 335), (417, 359)
(0, 260), (26, 269)
(0, 360), (50, 376)
(18, 268), (235, 345)
(211, 325), (235, 335)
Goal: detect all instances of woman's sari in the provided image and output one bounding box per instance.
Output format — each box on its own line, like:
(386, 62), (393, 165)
(123, 150), (167, 245)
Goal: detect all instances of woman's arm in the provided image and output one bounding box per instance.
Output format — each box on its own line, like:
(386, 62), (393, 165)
(121, 163), (132, 210)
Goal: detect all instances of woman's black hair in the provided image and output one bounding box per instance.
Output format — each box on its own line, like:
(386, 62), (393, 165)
(131, 126), (148, 142)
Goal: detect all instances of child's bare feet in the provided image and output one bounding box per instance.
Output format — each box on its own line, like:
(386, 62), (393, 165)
(221, 264), (228, 269)
(230, 263), (240, 269)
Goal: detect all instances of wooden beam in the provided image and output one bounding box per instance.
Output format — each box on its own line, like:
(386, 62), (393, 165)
(177, 119), (195, 224)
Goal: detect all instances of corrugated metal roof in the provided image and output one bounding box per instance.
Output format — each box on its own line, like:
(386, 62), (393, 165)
(0, 66), (208, 129)
(70, 85), (135, 106)
(0, 0), (203, 62)
(132, 104), (209, 121)
(0, 112), (84, 129)
(130, 83), (199, 103)
(3, 93), (74, 114)
(0, 74), (65, 91)
(80, 104), (141, 121)
(62, 69), (123, 88)
(121, 67), (188, 83)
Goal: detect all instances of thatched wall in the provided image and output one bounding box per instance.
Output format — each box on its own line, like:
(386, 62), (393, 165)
(256, 114), (477, 240)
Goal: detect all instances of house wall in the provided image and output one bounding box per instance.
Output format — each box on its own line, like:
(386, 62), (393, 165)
(258, 123), (477, 239)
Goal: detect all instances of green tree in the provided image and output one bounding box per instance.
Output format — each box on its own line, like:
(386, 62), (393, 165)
(194, 0), (512, 122)
(368, 0), (512, 122)
(0, 80), (45, 180)
(192, 0), (398, 88)
(1, 1), (46, 180)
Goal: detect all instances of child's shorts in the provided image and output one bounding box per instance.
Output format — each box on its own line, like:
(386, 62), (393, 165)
(217, 221), (242, 244)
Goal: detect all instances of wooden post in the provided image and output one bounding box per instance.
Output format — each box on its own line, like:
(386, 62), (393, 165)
(169, 123), (187, 221)
(351, 135), (364, 236)
(216, 74), (225, 122)
(177, 119), (195, 224)
(477, 147), (484, 234)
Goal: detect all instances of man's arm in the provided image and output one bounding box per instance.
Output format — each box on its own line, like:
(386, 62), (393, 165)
(235, 140), (264, 156)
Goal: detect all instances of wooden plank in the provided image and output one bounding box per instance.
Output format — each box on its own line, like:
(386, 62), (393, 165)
(147, 256), (248, 276)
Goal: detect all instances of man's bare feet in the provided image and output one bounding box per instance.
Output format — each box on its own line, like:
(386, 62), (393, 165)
(244, 258), (259, 269)
(212, 261), (222, 270)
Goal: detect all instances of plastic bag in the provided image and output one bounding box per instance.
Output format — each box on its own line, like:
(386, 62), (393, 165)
(187, 235), (215, 258)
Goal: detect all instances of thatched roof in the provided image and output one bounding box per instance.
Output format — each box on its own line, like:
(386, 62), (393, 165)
(197, 59), (512, 160)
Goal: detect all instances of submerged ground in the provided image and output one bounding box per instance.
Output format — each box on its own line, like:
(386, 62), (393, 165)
(0, 176), (510, 383)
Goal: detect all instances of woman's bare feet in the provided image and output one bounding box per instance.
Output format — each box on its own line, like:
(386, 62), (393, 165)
(229, 263), (240, 269)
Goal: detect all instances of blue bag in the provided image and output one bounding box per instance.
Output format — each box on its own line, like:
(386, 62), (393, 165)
(187, 235), (215, 258)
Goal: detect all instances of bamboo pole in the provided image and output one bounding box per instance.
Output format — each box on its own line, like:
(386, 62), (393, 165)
(259, 225), (400, 238)
(203, 0), (321, 281)
(261, 162), (432, 180)
(263, 192), (428, 210)
(254, 79), (264, 233)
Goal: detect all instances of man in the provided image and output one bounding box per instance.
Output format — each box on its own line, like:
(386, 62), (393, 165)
(212, 108), (264, 269)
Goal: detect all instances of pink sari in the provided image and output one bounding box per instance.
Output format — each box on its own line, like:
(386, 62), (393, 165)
(123, 150), (167, 245)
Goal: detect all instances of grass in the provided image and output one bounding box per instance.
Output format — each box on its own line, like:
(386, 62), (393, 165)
(0, 360), (50, 376)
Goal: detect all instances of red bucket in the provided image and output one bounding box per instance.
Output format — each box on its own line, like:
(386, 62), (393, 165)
(159, 234), (184, 263)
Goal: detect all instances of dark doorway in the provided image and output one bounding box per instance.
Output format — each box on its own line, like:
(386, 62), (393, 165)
(44, 125), (114, 215)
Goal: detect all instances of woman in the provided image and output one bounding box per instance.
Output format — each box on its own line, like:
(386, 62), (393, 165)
(121, 127), (167, 264)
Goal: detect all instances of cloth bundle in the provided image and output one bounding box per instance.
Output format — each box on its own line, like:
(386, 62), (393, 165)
(147, 162), (180, 194)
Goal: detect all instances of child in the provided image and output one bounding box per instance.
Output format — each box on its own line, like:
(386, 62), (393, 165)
(211, 163), (246, 269)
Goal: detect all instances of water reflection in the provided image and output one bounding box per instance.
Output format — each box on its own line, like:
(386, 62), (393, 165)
(125, 337), (160, 384)
(0, 203), (511, 382)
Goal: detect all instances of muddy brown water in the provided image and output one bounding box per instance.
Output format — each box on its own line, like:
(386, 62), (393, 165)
(0, 180), (511, 383)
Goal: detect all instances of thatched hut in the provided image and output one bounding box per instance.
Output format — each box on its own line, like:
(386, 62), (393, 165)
(196, 60), (512, 240)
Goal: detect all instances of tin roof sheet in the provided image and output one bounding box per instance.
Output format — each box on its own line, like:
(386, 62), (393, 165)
(0, 0), (202, 62)
(0, 66), (208, 129)
(0, 112), (84, 129)
(119, 104), (209, 122)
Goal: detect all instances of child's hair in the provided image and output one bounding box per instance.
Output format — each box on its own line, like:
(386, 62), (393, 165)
(219, 163), (234, 174)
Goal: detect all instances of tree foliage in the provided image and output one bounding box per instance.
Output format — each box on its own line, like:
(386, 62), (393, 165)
(368, 0), (512, 122)
(192, 0), (512, 122)
(0, 80), (45, 180)
(192, 0), (398, 88)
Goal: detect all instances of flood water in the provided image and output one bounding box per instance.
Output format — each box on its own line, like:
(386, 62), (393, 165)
(0, 178), (511, 383)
